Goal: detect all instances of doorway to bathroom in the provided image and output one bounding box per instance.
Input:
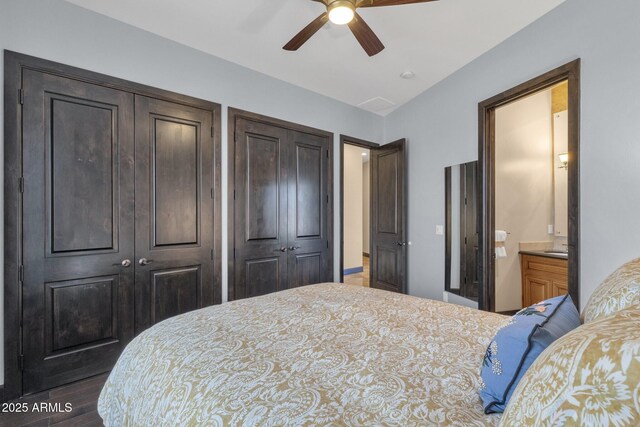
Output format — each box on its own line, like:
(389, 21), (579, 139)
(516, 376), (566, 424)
(478, 60), (581, 313)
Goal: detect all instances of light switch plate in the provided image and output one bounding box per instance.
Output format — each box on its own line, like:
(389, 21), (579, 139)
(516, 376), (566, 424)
(548, 224), (554, 234)
(436, 225), (444, 235)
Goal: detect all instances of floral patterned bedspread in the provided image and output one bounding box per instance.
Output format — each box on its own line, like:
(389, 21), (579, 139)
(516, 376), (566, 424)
(98, 283), (508, 426)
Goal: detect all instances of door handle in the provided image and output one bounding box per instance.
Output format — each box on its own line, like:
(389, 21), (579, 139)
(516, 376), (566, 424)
(289, 246), (301, 251)
(397, 242), (407, 246)
(275, 247), (288, 252)
(138, 258), (154, 266)
(115, 259), (132, 267)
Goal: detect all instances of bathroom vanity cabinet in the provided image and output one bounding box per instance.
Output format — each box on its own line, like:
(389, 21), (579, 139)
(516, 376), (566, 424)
(520, 252), (569, 307)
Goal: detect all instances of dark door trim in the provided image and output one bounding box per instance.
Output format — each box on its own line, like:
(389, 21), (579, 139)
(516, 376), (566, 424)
(227, 108), (334, 302)
(3, 50), (222, 401)
(478, 59), (581, 311)
(339, 135), (380, 283)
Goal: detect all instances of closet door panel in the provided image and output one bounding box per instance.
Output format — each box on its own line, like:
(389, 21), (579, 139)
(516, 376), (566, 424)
(233, 120), (288, 299)
(287, 131), (331, 288)
(134, 96), (214, 333)
(153, 119), (199, 246)
(21, 70), (135, 394)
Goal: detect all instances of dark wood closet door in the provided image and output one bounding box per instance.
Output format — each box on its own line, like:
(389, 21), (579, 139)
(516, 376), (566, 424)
(287, 130), (332, 287)
(370, 139), (407, 293)
(233, 119), (289, 299)
(21, 70), (135, 394)
(134, 96), (214, 333)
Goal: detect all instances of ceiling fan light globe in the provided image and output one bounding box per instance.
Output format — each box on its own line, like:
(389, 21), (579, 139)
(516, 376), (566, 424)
(328, 2), (355, 25)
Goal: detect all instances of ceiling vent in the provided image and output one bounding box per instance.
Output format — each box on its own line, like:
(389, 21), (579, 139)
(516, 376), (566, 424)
(357, 97), (396, 114)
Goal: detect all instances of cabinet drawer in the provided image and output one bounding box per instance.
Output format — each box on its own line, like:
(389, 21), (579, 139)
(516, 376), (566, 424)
(522, 254), (568, 277)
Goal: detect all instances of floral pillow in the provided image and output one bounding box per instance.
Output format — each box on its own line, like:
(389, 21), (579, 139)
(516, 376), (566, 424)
(479, 295), (581, 413)
(582, 257), (640, 323)
(500, 308), (640, 426)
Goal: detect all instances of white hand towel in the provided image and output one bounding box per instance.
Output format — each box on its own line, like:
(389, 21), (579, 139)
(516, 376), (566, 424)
(495, 230), (508, 242)
(495, 246), (508, 259)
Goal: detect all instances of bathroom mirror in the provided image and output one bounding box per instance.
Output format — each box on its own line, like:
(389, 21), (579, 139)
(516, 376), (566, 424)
(553, 110), (569, 238)
(445, 161), (479, 301)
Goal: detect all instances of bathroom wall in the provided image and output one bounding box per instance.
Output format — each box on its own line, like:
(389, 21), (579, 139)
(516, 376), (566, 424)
(362, 160), (371, 255)
(343, 145), (364, 271)
(494, 90), (554, 312)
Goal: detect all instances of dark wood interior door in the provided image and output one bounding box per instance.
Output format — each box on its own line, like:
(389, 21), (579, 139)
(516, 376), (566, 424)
(134, 96), (214, 333)
(233, 119), (289, 299)
(370, 139), (407, 293)
(21, 70), (135, 394)
(287, 131), (331, 287)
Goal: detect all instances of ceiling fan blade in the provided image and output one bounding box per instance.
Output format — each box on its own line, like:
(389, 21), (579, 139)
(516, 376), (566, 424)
(283, 12), (329, 51)
(357, 0), (438, 7)
(347, 12), (385, 56)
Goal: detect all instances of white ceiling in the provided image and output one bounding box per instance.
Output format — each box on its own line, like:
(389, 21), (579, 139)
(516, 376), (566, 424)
(65, 0), (566, 115)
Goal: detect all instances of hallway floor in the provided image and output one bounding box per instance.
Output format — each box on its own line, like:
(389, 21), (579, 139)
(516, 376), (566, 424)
(344, 256), (370, 287)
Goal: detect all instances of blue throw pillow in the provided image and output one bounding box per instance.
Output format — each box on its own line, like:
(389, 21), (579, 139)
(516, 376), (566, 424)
(479, 294), (580, 413)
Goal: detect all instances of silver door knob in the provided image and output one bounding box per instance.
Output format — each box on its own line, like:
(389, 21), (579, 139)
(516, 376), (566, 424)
(121, 259), (132, 267)
(138, 258), (153, 266)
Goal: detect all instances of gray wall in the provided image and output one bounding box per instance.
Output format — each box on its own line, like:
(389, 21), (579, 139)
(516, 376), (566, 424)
(0, 0), (384, 384)
(384, 0), (640, 309)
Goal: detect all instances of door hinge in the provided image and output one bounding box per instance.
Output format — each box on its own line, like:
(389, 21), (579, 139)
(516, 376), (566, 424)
(211, 249), (214, 260)
(234, 248), (236, 260)
(19, 353), (24, 371)
(211, 127), (215, 138)
(210, 188), (214, 199)
(464, 197), (467, 205)
(326, 194), (329, 204)
(465, 237), (468, 244)
(18, 88), (24, 105)
(234, 132), (238, 143)
(233, 190), (236, 200)
(326, 150), (329, 158)
(327, 241), (329, 249)
(19, 265), (24, 282)
(18, 177), (24, 193)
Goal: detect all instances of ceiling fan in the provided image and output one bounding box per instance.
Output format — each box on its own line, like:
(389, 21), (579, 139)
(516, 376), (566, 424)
(283, 0), (438, 57)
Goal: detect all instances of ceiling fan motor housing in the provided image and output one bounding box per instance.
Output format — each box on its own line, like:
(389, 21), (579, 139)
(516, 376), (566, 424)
(327, 0), (357, 25)
(327, 0), (357, 8)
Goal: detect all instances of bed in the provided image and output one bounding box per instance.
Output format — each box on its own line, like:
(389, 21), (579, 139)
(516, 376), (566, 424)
(98, 283), (508, 426)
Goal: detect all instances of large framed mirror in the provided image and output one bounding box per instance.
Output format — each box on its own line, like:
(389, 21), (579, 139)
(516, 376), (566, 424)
(445, 161), (479, 301)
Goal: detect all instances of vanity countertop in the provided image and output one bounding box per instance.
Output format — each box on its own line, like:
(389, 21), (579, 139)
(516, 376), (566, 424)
(519, 250), (568, 260)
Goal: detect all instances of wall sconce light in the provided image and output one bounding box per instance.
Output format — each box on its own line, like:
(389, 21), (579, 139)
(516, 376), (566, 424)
(558, 152), (569, 170)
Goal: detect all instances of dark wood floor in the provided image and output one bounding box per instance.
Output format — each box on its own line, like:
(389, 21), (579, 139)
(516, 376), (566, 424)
(1, 374), (107, 427)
